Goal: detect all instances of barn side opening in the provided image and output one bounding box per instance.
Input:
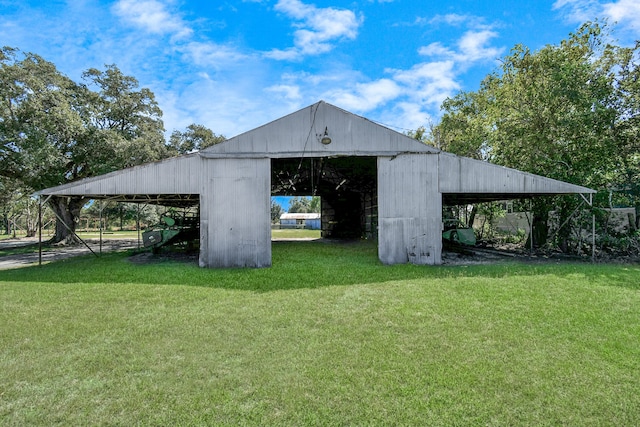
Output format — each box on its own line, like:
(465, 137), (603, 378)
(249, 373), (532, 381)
(271, 157), (378, 239)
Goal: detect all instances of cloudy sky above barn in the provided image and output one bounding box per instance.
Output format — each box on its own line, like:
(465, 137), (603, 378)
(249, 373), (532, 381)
(1, 0), (639, 137)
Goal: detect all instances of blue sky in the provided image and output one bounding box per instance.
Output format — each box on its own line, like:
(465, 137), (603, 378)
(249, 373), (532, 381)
(1, 0), (639, 139)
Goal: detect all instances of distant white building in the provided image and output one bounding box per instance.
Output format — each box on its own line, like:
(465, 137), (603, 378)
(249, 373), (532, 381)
(280, 213), (321, 230)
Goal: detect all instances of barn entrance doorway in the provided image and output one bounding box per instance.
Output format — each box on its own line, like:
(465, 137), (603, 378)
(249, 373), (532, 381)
(271, 156), (378, 239)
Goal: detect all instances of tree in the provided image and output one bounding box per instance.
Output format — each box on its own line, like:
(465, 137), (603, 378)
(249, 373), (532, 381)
(271, 199), (284, 223)
(0, 177), (17, 235)
(309, 196), (320, 213)
(288, 196), (320, 213)
(0, 48), (167, 243)
(437, 22), (638, 251)
(168, 124), (225, 155)
(82, 201), (161, 231)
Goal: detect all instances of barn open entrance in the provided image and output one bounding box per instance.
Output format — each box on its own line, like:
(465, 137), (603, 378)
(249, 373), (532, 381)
(271, 156), (378, 239)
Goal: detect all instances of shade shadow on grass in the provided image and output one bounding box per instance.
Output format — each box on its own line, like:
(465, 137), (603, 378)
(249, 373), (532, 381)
(0, 240), (639, 292)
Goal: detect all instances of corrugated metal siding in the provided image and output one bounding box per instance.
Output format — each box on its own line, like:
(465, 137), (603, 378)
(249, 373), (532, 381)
(37, 155), (203, 196)
(378, 154), (442, 265)
(199, 157), (271, 268)
(438, 153), (595, 194)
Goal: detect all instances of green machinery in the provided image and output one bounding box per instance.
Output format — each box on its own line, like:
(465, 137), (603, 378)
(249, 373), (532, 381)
(442, 220), (477, 246)
(142, 213), (199, 253)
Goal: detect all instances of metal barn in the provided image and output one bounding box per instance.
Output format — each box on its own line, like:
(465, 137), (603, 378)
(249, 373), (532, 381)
(36, 101), (594, 268)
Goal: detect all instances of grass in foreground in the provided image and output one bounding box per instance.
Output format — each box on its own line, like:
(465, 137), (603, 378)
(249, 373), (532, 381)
(1, 241), (639, 426)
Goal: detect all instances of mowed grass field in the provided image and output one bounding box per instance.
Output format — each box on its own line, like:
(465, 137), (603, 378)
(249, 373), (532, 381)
(1, 241), (639, 425)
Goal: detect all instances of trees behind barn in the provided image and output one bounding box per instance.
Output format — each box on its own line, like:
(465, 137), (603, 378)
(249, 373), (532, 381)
(435, 22), (640, 253)
(168, 124), (226, 155)
(0, 47), (218, 243)
(288, 196), (321, 214)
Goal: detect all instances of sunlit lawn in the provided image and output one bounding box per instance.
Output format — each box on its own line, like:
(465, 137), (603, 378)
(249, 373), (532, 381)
(271, 228), (321, 239)
(0, 229), (321, 257)
(1, 241), (639, 425)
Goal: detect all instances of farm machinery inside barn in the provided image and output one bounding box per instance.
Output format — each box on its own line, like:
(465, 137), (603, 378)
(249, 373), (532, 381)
(142, 210), (199, 253)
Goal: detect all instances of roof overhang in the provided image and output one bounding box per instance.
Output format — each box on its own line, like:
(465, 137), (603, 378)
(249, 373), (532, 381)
(34, 101), (595, 207)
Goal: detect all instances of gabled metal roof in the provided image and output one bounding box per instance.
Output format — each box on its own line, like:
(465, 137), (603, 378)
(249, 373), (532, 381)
(35, 100), (594, 204)
(200, 100), (439, 159)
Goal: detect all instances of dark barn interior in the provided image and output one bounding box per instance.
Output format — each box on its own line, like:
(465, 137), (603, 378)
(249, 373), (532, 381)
(271, 157), (378, 239)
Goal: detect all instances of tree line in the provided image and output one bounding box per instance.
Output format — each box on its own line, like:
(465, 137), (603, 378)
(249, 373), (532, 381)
(3, 21), (640, 255)
(0, 47), (224, 242)
(413, 22), (640, 254)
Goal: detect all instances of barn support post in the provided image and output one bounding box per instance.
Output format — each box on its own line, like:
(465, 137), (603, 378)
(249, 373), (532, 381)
(99, 200), (103, 254)
(38, 196), (43, 267)
(378, 154), (441, 265)
(579, 193), (596, 263)
(38, 195), (55, 265)
(591, 194), (595, 262)
(200, 157), (271, 268)
(136, 204), (146, 250)
(529, 199), (534, 255)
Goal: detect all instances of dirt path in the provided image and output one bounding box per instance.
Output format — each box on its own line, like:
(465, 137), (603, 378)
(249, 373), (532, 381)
(0, 238), (140, 270)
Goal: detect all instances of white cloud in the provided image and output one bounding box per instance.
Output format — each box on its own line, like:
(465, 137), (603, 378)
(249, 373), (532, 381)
(313, 16), (502, 130)
(385, 102), (432, 132)
(390, 61), (460, 108)
(457, 30), (502, 62)
(430, 13), (475, 27)
(268, 0), (363, 59)
(418, 29), (503, 67)
(264, 48), (300, 61)
(603, 0), (640, 30)
(112, 0), (193, 39)
(182, 41), (248, 68)
(552, 0), (601, 22)
(328, 78), (402, 112)
(418, 42), (455, 57)
(554, 0), (640, 32)
(406, 13), (491, 30)
(266, 84), (302, 101)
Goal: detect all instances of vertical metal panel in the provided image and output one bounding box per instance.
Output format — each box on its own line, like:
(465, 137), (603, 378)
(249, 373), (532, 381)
(378, 154), (442, 265)
(199, 158), (271, 268)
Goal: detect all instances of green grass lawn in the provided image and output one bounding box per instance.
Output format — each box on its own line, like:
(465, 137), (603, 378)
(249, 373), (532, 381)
(0, 229), (320, 257)
(1, 241), (639, 425)
(271, 228), (321, 239)
(75, 230), (141, 239)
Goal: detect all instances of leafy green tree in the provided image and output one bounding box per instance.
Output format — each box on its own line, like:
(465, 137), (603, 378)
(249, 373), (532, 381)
(439, 92), (492, 160)
(0, 48), (167, 243)
(309, 196), (320, 213)
(0, 177), (40, 237)
(82, 201), (160, 231)
(288, 196), (320, 213)
(609, 40), (640, 219)
(271, 199), (284, 223)
(0, 178), (15, 235)
(168, 124), (225, 155)
(437, 22), (639, 251)
(288, 196), (310, 213)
